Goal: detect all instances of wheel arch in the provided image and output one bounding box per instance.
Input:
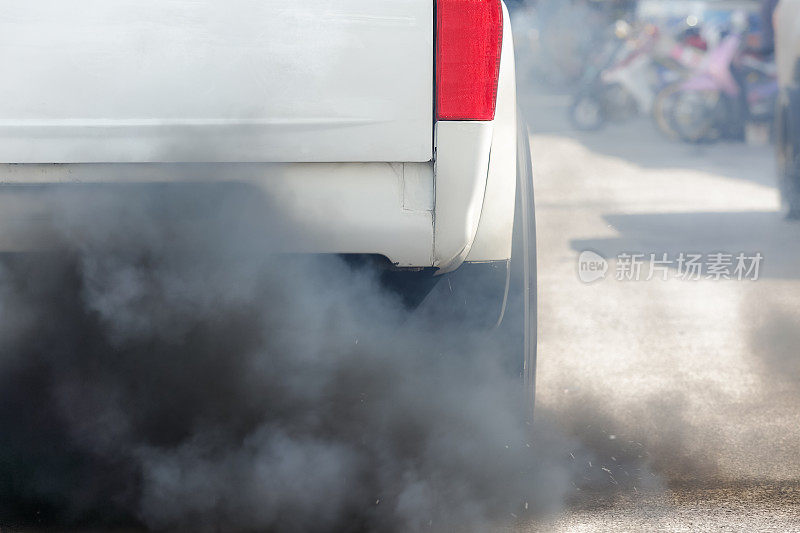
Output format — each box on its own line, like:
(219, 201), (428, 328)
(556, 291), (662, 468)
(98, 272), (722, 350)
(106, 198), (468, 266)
(464, 0), (518, 264)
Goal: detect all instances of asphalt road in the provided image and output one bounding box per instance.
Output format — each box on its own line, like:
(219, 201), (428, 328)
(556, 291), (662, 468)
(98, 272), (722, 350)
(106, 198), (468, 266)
(510, 89), (800, 531)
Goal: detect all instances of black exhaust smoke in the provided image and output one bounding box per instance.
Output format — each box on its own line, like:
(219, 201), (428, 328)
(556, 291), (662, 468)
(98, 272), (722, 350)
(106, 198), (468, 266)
(0, 185), (583, 532)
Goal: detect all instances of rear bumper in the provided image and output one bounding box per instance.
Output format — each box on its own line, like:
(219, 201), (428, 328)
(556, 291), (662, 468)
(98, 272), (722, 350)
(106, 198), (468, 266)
(0, 162), (436, 267)
(0, 125), (514, 269)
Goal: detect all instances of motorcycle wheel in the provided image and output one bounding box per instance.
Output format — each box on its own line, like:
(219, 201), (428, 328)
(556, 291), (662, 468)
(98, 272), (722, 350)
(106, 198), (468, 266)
(603, 83), (639, 121)
(569, 93), (605, 131)
(671, 90), (721, 144)
(652, 82), (683, 140)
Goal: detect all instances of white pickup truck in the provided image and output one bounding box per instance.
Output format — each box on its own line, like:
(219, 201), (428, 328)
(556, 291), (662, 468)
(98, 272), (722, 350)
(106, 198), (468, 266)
(0, 1), (536, 386)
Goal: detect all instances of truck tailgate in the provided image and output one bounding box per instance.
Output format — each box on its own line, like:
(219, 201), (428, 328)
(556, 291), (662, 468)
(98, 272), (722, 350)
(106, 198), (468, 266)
(0, 0), (433, 163)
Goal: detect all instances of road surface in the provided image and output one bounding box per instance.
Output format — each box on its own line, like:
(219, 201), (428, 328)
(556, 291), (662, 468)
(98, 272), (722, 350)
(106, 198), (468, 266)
(510, 89), (800, 531)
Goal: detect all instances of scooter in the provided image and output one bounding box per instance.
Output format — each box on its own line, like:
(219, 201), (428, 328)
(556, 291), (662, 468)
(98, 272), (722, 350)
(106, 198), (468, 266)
(650, 22), (710, 138)
(569, 21), (660, 131)
(569, 21), (694, 132)
(664, 30), (778, 143)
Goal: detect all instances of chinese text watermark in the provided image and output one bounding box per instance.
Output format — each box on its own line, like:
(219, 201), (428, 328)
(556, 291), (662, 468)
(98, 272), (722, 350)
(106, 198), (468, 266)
(578, 251), (763, 283)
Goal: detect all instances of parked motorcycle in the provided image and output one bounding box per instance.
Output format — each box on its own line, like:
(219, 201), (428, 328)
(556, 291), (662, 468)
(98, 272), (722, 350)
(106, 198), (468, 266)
(650, 21), (709, 138)
(660, 30), (778, 143)
(569, 21), (697, 131)
(569, 22), (660, 130)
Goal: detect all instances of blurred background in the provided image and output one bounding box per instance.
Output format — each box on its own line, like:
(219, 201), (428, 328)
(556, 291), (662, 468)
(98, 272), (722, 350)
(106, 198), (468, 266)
(512, 0), (777, 143)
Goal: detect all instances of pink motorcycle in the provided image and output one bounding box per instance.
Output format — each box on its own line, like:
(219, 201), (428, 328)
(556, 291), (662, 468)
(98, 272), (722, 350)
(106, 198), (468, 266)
(667, 31), (778, 143)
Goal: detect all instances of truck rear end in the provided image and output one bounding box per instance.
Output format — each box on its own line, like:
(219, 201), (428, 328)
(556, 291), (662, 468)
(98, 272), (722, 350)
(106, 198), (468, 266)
(0, 0), (519, 272)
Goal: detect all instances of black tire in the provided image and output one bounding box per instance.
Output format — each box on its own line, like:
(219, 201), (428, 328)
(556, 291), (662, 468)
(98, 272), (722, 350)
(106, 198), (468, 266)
(445, 112), (538, 416)
(506, 111), (538, 418)
(652, 82), (683, 140)
(393, 111), (538, 417)
(569, 92), (605, 131)
(671, 90), (720, 143)
(381, 110), (538, 418)
(440, 111), (538, 417)
(777, 96), (800, 219)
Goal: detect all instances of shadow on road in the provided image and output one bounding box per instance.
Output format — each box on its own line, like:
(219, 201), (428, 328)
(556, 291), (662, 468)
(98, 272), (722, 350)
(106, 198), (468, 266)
(571, 211), (800, 280)
(520, 89), (777, 189)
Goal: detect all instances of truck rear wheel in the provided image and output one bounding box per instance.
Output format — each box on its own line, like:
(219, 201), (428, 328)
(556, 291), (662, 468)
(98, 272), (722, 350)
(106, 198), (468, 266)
(502, 111), (538, 416)
(380, 112), (537, 417)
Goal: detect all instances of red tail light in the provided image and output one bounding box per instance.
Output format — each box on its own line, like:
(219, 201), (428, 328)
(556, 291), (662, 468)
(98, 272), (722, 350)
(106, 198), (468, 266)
(436, 0), (503, 121)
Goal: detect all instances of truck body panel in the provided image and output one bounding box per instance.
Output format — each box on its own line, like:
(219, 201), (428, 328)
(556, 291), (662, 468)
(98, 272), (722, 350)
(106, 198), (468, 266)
(0, 0), (433, 163)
